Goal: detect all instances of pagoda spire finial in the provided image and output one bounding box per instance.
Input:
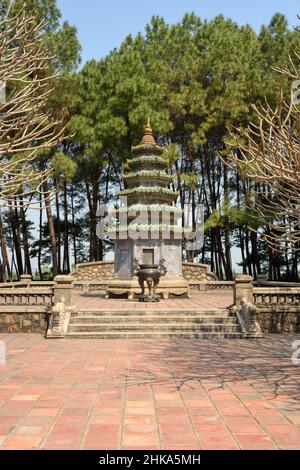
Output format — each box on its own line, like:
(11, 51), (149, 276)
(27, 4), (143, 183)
(140, 117), (156, 145)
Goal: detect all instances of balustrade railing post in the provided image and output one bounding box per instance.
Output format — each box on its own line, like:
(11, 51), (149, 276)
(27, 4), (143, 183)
(234, 275), (254, 306)
(53, 275), (74, 306)
(20, 274), (33, 286)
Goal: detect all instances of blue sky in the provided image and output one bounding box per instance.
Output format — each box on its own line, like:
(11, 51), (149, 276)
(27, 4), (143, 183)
(57, 0), (300, 64)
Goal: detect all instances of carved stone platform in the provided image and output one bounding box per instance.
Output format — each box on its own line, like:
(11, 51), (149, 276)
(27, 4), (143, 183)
(102, 277), (189, 300)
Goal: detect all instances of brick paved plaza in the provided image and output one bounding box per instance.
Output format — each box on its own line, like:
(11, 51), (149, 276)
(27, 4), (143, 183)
(1, 331), (300, 450)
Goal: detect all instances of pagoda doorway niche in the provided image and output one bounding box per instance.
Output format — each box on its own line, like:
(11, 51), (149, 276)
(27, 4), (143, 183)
(143, 249), (155, 265)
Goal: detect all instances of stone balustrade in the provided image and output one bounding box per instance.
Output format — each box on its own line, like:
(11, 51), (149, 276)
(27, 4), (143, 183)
(253, 287), (300, 308)
(0, 287), (53, 333)
(0, 288), (53, 308)
(1, 268), (300, 336)
(189, 281), (234, 292)
(233, 276), (300, 334)
(0, 275), (74, 334)
(252, 286), (300, 333)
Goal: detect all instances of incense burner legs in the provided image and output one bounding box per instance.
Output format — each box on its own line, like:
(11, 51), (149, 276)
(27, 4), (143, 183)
(133, 259), (167, 302)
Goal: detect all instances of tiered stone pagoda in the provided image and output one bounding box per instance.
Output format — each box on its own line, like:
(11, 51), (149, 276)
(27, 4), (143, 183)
(105, 120), (189, 299)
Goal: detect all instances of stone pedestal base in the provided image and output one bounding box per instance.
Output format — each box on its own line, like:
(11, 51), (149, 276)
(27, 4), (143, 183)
(103, 277), (189, 300)
(139, 294), (161, 303)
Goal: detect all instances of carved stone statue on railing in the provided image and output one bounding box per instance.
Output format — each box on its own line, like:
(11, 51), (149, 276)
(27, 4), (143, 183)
(231, 297), (263, 338)
(47, 296), (75, 338)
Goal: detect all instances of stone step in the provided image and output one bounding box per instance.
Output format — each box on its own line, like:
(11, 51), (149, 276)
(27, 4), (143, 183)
(75, 308), (231, 317)
(67, 306), (241, 339)
(70, 315), (238, 325)
(67, 331), (243, 339)
(68, 323), (241, 333)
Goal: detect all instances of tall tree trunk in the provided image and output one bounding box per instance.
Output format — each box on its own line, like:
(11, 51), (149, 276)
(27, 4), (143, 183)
(292, 253), (299, 281)
(43, 180), (58, 278)
(239, 228), (247, 274)
(0, 210), (11, 281)
(236, 174), (246, 274)
(19, 197), (32, 276)
(186, 188), (196, 262)
(245, 231), (252, 277)
(212, 228), (223, 279)
(250, 231), (261, 279)
(268, 244), (275, 280)
(38, 192), (43, 280)
(62, 181), (70, 273)
(8, 199), (23, 278)
(10, 243), (18, 280)
(224, 226), (232, 280)
(71, 185), (77, 266)
(55, 185), (61, 274)
(216, 228), (227, 280)
(275, 252), (281, 281)
(86, 174), (102, 262)
(223, 161), (232, 280)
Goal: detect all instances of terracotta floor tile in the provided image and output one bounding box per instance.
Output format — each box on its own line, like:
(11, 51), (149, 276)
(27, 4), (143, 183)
(13, 426), (48, 436)
(12, 394), (40, 401)
(1, 330), (300, 450)
(87, 424), (121, 435)
(265, 424), (300, 435)
(122, 433), (159, 447)
(235, 434), (278, 450)
(2, 435), (43, 449)
(197, 432), (236, 447)
(29, 408), (60, 417)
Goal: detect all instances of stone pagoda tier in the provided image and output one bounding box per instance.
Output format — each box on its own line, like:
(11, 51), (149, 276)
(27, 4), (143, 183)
(105, 121), (189, 300)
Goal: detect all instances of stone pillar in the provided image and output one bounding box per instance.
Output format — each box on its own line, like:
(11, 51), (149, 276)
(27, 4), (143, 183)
(53, 275), (74, 306)
(234, 275), (253, 306)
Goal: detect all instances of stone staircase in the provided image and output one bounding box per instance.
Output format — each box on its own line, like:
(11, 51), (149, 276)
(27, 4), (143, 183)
(67, 308), (242, 339)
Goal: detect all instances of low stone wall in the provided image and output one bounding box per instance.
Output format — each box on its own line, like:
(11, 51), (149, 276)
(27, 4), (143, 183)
(182, 262), (218, 282)
(0, 311), (48, 333)
(71, 260), (220, 292)
(253, 287), (300, 333)
(257, 310), (300, 334)
(71, 261), (114, 282)
(0, 287), (53, 333)
(182, 262), (219, 291)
